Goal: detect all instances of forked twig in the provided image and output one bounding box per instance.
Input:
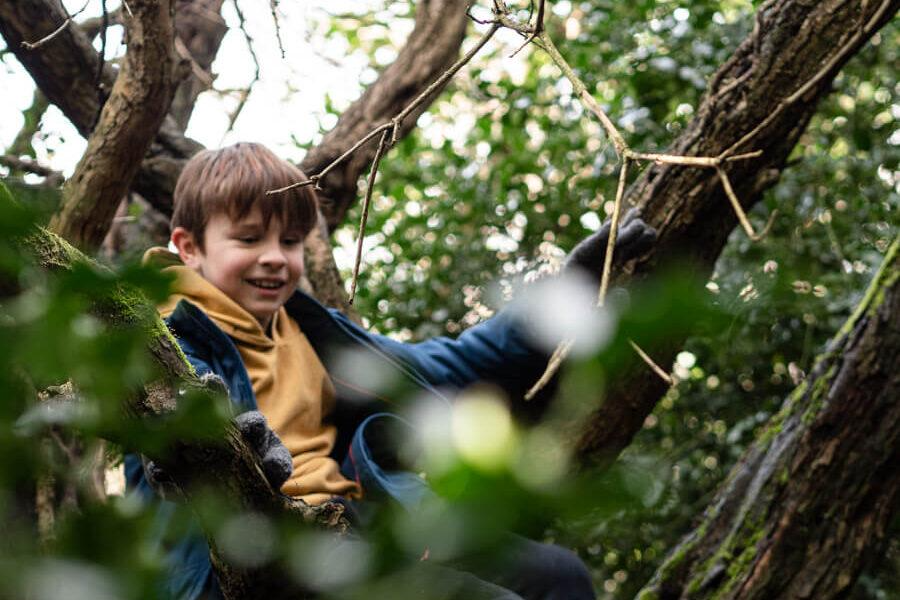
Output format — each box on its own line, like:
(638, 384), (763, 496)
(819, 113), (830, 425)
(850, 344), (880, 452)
(267, 22), (501, 196)
(510, 0), (546, 58)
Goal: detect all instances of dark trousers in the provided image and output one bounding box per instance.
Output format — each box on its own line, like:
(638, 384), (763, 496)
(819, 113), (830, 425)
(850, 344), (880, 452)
(333, 497), (595, 600)
(443, 533), (596, 600)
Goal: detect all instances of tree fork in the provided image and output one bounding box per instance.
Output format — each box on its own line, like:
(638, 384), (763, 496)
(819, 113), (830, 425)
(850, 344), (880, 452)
(638, 236), (900, 600)
(574, 0), (899, 465)
(48, 0), (179, 251)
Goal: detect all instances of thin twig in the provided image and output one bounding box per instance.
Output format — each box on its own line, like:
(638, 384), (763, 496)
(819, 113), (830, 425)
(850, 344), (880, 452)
(269, 0), (286, 59)
(267, 22), (501, 196)
(349, 130), (392, 304)
(21, 0), (90, 50)
(598, 157), (630, 307)
(627, 150), (763, 167)
(222, 0), (261, 139)
(717, 166), (778, 241)
(524, 340), (573, 401)
(628, 340), (673, 385)
(510, 0), (546, 58)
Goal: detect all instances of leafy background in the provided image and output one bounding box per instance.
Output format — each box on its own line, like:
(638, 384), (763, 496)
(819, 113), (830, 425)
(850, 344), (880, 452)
(1, 0), (898, 598)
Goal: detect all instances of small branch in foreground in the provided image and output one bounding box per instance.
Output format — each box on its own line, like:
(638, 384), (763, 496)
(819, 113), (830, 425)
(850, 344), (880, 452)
(21, 0), (90, 50)
(597, 157), (630, 308)
(628, 340), (673, 385)
(349, 130), (392, 304)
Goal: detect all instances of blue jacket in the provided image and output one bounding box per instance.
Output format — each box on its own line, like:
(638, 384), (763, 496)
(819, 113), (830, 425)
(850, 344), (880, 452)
(125, 289), (552, 599)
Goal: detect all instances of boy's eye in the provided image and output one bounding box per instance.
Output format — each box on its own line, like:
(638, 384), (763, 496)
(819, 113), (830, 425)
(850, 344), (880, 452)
(237, 236), (259, 243)
(282, 238), (301, 246)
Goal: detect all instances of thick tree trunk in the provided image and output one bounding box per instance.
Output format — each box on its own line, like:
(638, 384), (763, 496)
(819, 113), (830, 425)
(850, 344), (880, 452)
(48, 0), (179, 251)
(637, 237), (900, 600)
(574, 0), (899, 465)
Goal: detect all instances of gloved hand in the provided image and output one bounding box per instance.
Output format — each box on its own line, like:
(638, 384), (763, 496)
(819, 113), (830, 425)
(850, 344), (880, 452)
(233, 410), (293, 491)
(144, 409), (293, 499)
(564, 208), (657, 282)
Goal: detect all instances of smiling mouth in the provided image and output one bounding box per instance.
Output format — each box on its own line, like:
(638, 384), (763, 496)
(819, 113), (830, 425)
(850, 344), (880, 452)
(246, 279), (285, 290)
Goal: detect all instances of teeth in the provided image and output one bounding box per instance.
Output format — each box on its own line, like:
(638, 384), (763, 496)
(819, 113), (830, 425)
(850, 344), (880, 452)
(249, 280), (283, 289)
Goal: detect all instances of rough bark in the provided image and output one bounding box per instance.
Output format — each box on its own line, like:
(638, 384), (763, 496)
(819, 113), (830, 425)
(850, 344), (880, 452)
(574, 0), (900, 464)
(0, 0), (204, 212)
(637, 237), (900, 600)
(48, 0), (179, 251)
(23, 227), (345, 600)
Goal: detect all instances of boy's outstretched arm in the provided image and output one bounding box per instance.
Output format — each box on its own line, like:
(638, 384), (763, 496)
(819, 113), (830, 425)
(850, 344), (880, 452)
(367, 214), (656, 413)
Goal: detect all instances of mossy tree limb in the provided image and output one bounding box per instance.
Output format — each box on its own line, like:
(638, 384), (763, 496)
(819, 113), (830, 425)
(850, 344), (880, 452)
(638, 237), (900, 600)
(24, 227), (346, 600)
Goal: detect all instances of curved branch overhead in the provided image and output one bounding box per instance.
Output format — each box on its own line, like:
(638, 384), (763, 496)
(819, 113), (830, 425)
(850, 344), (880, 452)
(299, 0), (469, 230)
(49, 0), (179, 251)
(575, 0), (900, 464)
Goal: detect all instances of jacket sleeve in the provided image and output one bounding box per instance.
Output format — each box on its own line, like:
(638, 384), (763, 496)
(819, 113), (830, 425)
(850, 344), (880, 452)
(362, 310), (556, 417)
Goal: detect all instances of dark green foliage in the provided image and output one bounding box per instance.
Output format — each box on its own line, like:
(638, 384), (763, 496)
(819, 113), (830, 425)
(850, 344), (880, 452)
(327, 2), (898, 597)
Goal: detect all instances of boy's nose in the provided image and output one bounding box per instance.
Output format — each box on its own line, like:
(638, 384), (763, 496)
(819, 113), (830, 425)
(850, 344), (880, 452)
(259, 244), (287, 268)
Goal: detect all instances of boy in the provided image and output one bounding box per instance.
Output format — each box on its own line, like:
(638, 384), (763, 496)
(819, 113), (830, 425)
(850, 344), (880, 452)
(127, 142), (654, 599)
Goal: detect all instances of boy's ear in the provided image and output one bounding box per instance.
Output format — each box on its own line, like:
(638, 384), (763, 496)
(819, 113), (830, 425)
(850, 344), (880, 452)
(171, 227), (203, 269)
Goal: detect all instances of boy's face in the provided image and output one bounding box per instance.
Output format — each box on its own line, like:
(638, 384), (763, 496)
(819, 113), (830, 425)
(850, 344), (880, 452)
(171, 207), (305, 330)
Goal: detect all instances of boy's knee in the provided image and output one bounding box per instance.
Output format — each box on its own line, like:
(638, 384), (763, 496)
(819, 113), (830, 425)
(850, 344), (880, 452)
(513, 541), (594, 600)
(543, 544), (594, 600)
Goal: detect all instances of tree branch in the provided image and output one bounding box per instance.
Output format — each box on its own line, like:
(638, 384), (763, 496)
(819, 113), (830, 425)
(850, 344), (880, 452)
(299, 0), (470, 230)
(640, 237), (900, 599)
(574, 0), (899, 465)
(47, 0), (179, 251)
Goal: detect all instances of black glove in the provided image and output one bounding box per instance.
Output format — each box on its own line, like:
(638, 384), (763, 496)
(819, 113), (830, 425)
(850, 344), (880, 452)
(564, 208), (657, 281)
(144, 409), (293, 499)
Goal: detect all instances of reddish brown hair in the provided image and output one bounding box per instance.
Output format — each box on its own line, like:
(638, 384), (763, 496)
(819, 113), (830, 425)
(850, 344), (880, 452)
(172, 142), (318, 248)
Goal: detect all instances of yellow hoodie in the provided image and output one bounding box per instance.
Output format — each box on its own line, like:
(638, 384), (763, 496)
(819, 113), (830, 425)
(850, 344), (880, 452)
(145, 247), (360, 504)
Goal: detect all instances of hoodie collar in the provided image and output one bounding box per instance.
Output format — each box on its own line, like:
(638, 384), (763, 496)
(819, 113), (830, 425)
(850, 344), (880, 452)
(143, 247), (279, 349)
